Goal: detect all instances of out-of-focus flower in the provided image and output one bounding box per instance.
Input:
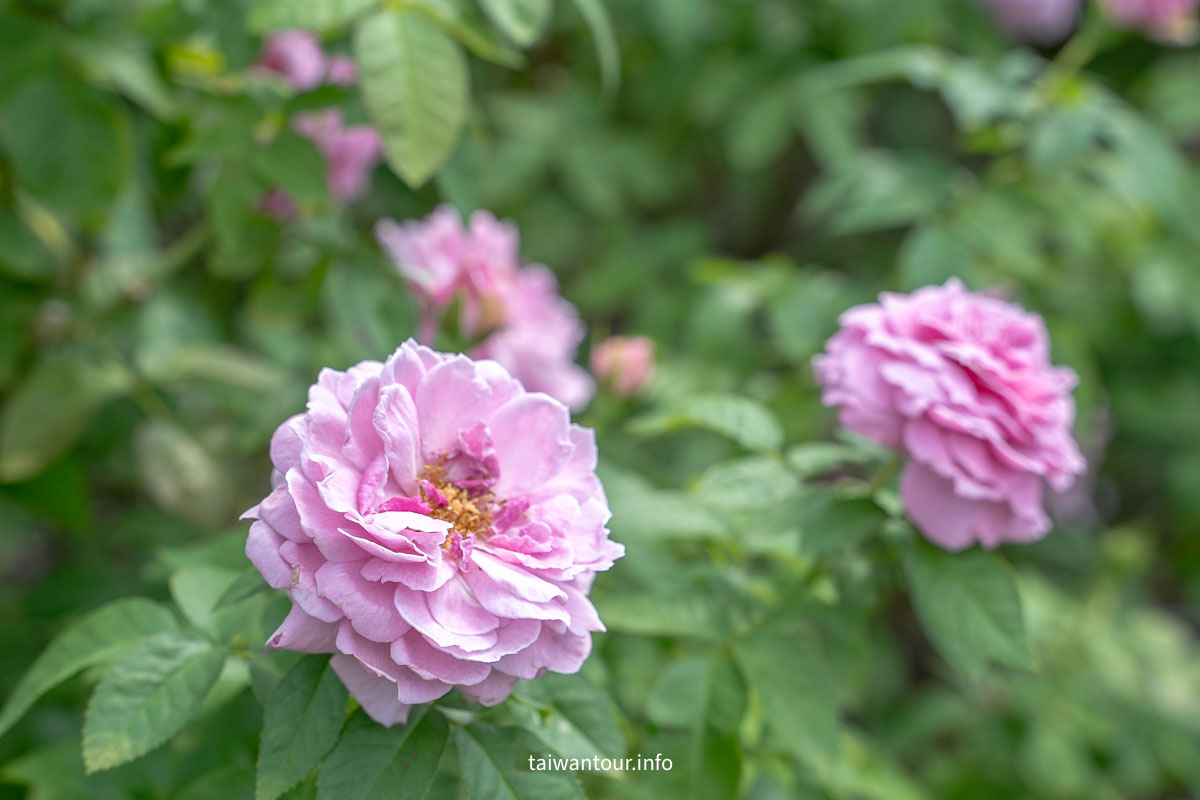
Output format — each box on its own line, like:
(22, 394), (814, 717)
(1098, 0), (1199, 43)
(257, 30), (327, 91)
(293, 110), (383, 203)
(375, 207), (594, 409)
(243, 340), (623, 726)
(981, 0), (1082, 43)
(813, 279), (1086, 551)
(591, 336), (655, 397)
(326, 55), (359, 85)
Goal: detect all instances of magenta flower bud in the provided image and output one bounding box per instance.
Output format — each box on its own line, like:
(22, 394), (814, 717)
(591, 336), (655, 397)
(1098, 0), (1199, 43)
(257, 30), (327, 91)
(243, 341), (624, 726)
(981, 0), (1082, 43)
(813, 279), (1086, 551)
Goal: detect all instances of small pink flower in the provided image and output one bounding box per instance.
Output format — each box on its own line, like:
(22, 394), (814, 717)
(1099, 0), (1199, 42)
(326, 55), (358, 85)
(293, 110), (383, 203)
(375, 207), (594, 410)
(243, 341), (623, 726)
(257, 31), (327, 91)
(814, 279), (1086, 551)
(591, 336), (655, 397)
(981, 0), (1082, 43)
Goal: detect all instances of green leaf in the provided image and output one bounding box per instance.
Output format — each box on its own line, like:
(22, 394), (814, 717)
(0, 598), (177, 738)
(169, 565), (241, 634)
(214, 568), (270, 611)
(257, 656), (348, 800)
(630, 394), (784, 453)
(402, 0), (525, 68)
(693, 456), (801, 512)
(316, 706), (449, 800)
(70, 38), (175, 120)
(902, 542), (1033, 676)
(796, 491), (887, 557)
(734, 627), (839, 766)
(518, 673), (625, 760)
(566, 0), (620, 93)
(456, 724), (585, 800)
(595, 592), (727, 640)
(646, 654), (745, 736)
(478, 0), (552, 47)
(354, 8), (469, 187)
(248, 0), (381, 32)
(138, 344), (288, 391)
(135, 420), (232, 529)
(601, 466), (728, 542)
(785, 442), (876, 479)
(0, 356), (131, 483)
(82, 634), (226, 773)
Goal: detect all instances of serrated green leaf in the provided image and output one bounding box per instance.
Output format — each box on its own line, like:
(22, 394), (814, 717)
(0, 598), (177, 738)
(595, 592), (727, 640)
(354, 8), (468, 187)
(316, 706), (448, 800)
(693, 456), (801, 512)
(519, 673), (625, 760)
(83, 634), (226, 773)
(248, 0), (380, 32)
(902, 543), (1033, 676)
(797, 491), (887, 557)
(456, 724), (584, 800)
(566, 0), (620, 92)
(646, 654), (745, 736)
(602, 466), (728, 542)
(630, 394), (784, 453)
(0, 356), (131, 483)
(169, 564), (240, 634)
(734, 627), (838, 766)
(478, 0), (552, 47)
(785, 442), (876, 479)
(257, 656), (348, 800)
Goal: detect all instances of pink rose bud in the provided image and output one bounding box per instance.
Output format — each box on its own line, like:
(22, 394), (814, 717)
(243, 341), (624, 726)
(375, 206), (594, 410)
(980, 0), (1082, 43)
(293, 109), (383, 204)
(257, 30), (327, 91)
(326, 55), (358, 85)
(1099, 0), (1199, 42)
(591, 336), (655, 397)
(814, 279), (1086, 551)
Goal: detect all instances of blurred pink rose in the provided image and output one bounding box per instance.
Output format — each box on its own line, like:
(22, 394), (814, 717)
(257, 31), (327, 91)
(981, 0), (1082, 43)
(591, 336), (656, 397)
(814, 279), (1086, 551)
(376, 207), (594, 410)
(1098, 0), (1199, 42)
(293, 109), (383, 203)
(243, 340), (623, 726)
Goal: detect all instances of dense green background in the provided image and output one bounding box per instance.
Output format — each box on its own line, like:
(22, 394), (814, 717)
(3, 0), (1200, 798)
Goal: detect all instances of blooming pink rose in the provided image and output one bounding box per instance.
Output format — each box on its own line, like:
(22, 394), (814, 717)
(981, 0), (1081, 43)
(591, 336), (656, 397)
(375, 207), (594, 410)
(293, 109), (383, 203)
(1099, 0), (1199, 41)
(243, 341), (623, 726)
(813, 279), (1086, 551)
(257, 31), (327, 91)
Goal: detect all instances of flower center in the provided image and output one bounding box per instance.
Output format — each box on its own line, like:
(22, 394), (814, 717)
(419, 463), (495, 539)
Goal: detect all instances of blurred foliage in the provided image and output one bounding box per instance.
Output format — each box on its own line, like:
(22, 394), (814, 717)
(3, 0), (1200, 798)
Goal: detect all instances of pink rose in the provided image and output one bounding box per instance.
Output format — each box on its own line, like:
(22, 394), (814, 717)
(257, 31), (327, 91)
(591, 336), (656, 397)
(293, 109), (383, 203)
(981, 0), (1082, 43)
(1099, 0), (1199, 42)
(375, 207), (594, 410)
(243, 341), (623, 726)
(813, 279), (1086, 551)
